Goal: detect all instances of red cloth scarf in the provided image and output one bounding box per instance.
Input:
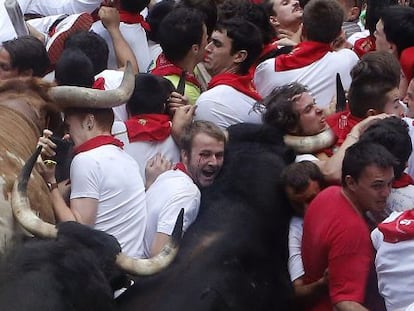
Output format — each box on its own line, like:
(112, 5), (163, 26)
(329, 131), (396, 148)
(353, 35), (376, 59)
(118, 9), (150, 31)
(92, 77), (105, 90)
(151, 54), (201, 89)
(400, 47), (414, 83)
(74, 135), (124, 154)
(125, 114), (171, 142)
(392, 173), (414, 189)
(275, 41), (332, 72)
(378, 210), (414, 243)
(208, 72), (262, 101)
(174, 162), (190, 176)
(323, 111), (362, 156)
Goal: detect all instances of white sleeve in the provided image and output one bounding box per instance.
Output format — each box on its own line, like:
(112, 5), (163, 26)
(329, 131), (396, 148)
(24, 0), (101, 15)
(288, 217), (305, 282)
(253, 59), (276, 98)
(70, 154), (100, 200)
(295, 153), (319, 163)
(157, 188), (201, 235)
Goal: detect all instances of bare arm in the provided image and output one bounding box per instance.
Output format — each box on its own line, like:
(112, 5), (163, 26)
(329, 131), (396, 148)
(150, 232), (170, 257)
(292, 273), (328, 306)
(334, 301), (369, 311)
(99, 6), (139, 73)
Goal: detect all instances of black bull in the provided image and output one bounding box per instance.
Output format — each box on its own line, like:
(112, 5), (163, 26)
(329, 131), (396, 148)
(117, 123), (296, 311)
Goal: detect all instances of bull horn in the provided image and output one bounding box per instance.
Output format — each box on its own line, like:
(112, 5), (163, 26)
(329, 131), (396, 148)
(284, 127), (336, 154)
(49, 61), (135, 109)
(11, 146), (58, 238)
(116, 209), (183, 276)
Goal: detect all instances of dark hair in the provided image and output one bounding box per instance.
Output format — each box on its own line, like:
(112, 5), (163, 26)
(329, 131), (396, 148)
(146, 0), (175, 42)
(64, 31), (109, 75)
(64, 108), (114, 132)
(127, 73), (174, 115)
(348, 51), (400, 118)
(158, 8), (205, 62)
(302, 0), (344, 43)
(120, 0), (150, 13)
(258, 82), (309, 133)
(215, 18), (263, 75)
(380, 5), (414, 56)
(55, 48), (95, 87)
(359, 117), (412, 179)
(176, 0), (218, 37)
(281, 160), (324, 192)
(218, 0), (275, 44)
(365, 0), (397, 34)
(342, 141), (397, 185)
(2, 35), (50, 77)
(180, 120), (226, 154)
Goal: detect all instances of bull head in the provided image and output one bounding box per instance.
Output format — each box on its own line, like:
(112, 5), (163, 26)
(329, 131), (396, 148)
(49, 61), (135, 109)
(11, 146), (183, 276)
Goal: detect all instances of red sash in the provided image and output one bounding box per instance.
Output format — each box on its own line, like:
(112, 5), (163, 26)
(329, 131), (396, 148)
(92, 77), (106, 90)
(151, 54), (201, 89)
(125, 114), (171, 142)
(208, 73), (262, 101)
(378, 210), (414, 243)
(275, 41), (332, 72)
(353, 35), (376, 58)
(174, 162), (190, 176)
(324, 111), (361, 156)
(392, 173), (414, 189)
(118, 9), (150, 31)
(74, 135), (124, 154)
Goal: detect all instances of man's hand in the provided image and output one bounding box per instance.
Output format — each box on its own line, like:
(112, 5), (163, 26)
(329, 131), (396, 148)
(171, 105), (197, 146)
(99, 6), (120, 32)
(168, 92), (189, 116)
(37, 129), (57, 184)
(145, 153), (173, 190)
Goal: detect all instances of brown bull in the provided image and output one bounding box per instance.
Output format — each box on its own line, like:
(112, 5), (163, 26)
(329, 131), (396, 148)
(0, 63), (135, 252)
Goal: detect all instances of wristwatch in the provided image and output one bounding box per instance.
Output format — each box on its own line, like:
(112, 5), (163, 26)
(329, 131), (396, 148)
(47, 182), (58, 192)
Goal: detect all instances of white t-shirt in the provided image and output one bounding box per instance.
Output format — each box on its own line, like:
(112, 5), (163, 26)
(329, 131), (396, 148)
(194, 85), (262, 129)
(143, 169), (200, 258)
(385, 185), (414, 216)
(91, 21), (151, 74)
(70, 144), (147, 258)
(111, 120), (180, 184)
(371, 212), (414, 311)
(254, 48), (359, 109)
(288, 216), (304, 282)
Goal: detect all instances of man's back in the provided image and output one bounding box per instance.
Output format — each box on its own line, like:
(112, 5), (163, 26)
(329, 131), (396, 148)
(254, 48), (358, 109)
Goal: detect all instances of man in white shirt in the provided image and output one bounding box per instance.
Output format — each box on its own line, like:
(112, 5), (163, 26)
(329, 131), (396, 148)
(254, 0), (358, 109)
(143, 120), (226, 258)
(194, 18), (263, 129)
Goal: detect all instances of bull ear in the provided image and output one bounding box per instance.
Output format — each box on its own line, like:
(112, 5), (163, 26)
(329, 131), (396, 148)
(48, 61), (135, 109)
(115, 209), (183, 276)
(11, 146), (58, 238)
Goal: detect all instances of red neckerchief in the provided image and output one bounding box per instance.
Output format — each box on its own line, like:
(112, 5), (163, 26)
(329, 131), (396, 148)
(323, 110), (361, 156)
(118, 9), (151, 31)
(378, 210), (414, 243)
(392, 173), (414, 189)
(208, 72), (262, 101)
(261, 41), (278, 59)
(400, 47), (414, 83)
(125, 114), (171, 142)
(353, 35), (376, 58)
(174, 162), (190, 177)
(74, 135), (124, 154)
(275, 41), (332, 71)
(151, 54), (201, 89)
(92, 77), (105, 90)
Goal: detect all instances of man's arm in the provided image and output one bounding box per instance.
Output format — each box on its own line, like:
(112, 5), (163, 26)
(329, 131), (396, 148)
(150, 232), (170, 256)
(99, 6), (139, 73)
(334, 301), (369, 311)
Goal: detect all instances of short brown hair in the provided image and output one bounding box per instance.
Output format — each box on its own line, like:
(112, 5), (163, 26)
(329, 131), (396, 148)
(180, 120), (226, 154)
(64, 108), (114, 132)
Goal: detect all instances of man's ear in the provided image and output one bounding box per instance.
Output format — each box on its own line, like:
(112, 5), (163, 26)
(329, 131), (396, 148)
(366, 109), (377, 117)
(345, 175), (357, 191)
(233, 50), (248, 65)
(191, 43), (200, 55)
(181, 149), (189, 164)
(389, 43), (398, 56)
(270, 15), (279, 27)
(349, 6), (361, 21)
(85, 114), (95, 130)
